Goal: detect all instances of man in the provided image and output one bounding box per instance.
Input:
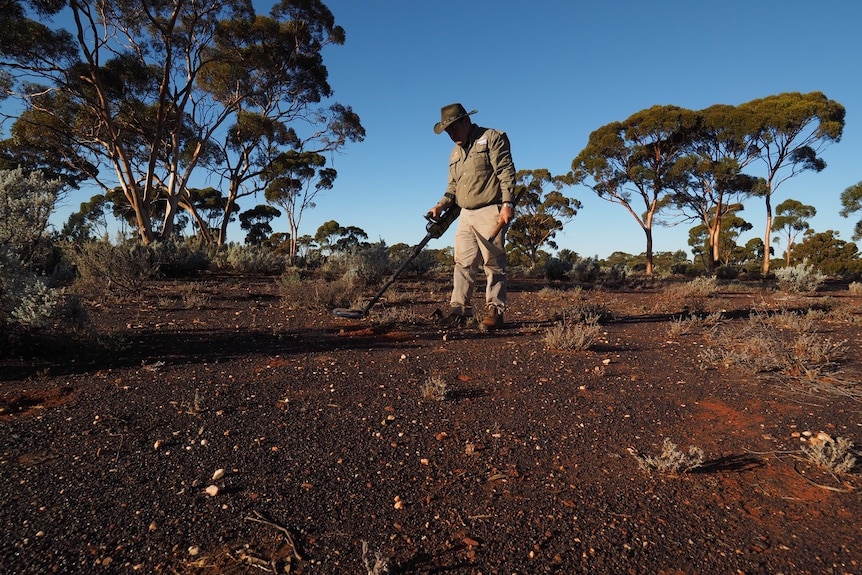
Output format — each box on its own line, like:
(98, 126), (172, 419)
(428, 103), (516, 331)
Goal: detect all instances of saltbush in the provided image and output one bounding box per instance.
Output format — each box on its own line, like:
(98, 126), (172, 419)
(212, 243), (287, 275)
(0, 169), (88, 334)
(774, 261), (827, 293)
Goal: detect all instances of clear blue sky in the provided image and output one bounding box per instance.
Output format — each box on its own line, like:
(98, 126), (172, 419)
(40, 1), (862, 258)
(289, 0), (862, 258)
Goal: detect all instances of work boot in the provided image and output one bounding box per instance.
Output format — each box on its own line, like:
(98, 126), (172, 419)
(478, 307), (504, 332)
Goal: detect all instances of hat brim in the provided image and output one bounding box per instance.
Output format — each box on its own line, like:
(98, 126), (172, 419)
(434, 109), (477, 134)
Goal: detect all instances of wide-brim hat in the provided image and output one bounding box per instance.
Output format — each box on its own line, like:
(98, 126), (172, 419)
(434, 103), (477, 134)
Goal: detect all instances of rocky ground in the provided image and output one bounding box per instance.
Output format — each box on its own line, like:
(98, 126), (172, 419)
(1, 274), (861, 574)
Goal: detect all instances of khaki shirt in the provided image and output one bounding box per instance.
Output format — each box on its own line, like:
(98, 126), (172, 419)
(439, 125), (516, 210)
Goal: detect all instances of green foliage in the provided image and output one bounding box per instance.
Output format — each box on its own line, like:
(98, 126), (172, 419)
(340, 243), (392, 288)
(544, 257), (572, 281)
(1, 1), (364, 246)
(569, 256), (601, 283)
(61, 194), (110, 242)
(389, 243), (437, 279)
(147, 238), (212, 277)
(0, 169), (90, 337)
(687, 204), (753, 270)
(239, 204), (282, 245)
(789, 230), (862, 279)
(570, 104), (699, 275)
(839, 181), (862, 241)
(314, 220), (369, 255)
(569, 93), (844, 276)
(772, 198), (816, 266)
(1, 248), (58, 329)
(507, 169), (580, 268)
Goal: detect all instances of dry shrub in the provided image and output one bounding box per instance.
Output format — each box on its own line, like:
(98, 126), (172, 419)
(277, 273), (360, 310)
(699, 310), (848, 377)
(178, 283), (211, 309)
(664, 276), (719, 314)
(801, 433), (858, 477)
(420, 375), (448, 401)
(631, 438), (705, 475)
(69, 240), (159, 299)
(544, 316), (602, 351)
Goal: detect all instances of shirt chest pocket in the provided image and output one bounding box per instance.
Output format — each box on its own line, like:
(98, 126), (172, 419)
(469, 141), (492, 174)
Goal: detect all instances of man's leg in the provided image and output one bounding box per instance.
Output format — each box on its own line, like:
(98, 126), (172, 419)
(449, 212), (479, 317)
(473, 205), (507, 312)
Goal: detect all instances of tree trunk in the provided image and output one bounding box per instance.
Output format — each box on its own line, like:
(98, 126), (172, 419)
(762, 193), (773, 274)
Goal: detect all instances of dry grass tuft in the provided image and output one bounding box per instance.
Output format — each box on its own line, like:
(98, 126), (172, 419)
(630, 438), (705, 475)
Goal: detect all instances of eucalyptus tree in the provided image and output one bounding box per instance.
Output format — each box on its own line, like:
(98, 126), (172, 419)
(687, 204), (752, 269)
(570, 105), (697, 276)
(0, 0), (362, 246)
(665, 104), (762, 270)
(265, 149), (337, 260)
(839, 181), (862, 241)
(239, 204), (281, 245)
(313, 220), (367, 255)
(507, 169), (580, 269)
(740, 92), (844, 274)
(771, 199), (816, 267)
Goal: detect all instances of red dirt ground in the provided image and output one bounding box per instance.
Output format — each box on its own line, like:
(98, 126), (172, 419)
(1, 274), (860, 574)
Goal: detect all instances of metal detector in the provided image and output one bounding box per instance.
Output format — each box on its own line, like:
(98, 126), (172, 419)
(332, 205), (461, 319)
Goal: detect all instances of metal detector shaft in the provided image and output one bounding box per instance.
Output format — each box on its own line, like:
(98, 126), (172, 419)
(362, 232), (434, 315)
(332, 205), (461, 319)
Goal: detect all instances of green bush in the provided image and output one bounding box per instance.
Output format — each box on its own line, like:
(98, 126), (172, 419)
(544, 257), (572, 281)
(569, 256), (601, 283)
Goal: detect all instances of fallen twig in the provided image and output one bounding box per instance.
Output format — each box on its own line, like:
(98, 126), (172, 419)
(244, 511), (303, 561)
(792, 463), (856, 493)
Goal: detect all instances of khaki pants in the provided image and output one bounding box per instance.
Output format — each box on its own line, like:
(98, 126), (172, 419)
(450, 204), (507, 315)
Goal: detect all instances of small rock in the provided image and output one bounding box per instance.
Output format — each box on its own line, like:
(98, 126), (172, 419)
(205, 485), (219, 497)
(153, 439), (163, 450)
(212, 468), (225, 481)
(188, 546), (200, 556)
